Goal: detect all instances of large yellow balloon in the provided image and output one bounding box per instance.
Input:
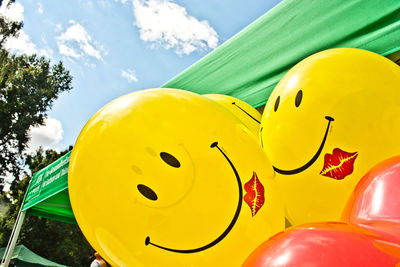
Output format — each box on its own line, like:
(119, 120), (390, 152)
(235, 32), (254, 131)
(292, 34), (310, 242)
(204, 94), (262, 138)
(69, 88), (284, 266)
(260, 48), (400, 225)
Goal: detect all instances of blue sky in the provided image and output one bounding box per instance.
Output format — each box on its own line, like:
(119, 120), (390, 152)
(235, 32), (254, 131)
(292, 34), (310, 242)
(2, 0), (281, 153)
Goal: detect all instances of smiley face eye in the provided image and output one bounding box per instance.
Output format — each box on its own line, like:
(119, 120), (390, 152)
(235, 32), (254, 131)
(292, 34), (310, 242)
(295, 90), (303, 107)
(160, 152), (180, 168)
(137, 184), (158, 201)
(274, 96), (280, 112)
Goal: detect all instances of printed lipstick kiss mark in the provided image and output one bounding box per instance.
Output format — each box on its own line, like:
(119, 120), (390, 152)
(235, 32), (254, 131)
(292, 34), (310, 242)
(320, 148), (358, 180)
(244, 172), (265, 216)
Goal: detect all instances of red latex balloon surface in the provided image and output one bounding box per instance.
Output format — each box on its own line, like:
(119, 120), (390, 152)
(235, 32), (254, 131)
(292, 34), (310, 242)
(342, 155), (400, 243)
(243, 222), (400, 267)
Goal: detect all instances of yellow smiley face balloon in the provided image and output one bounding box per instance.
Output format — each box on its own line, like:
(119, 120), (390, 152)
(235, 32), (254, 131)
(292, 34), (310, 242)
(260, 48), (400, 225)
(204, 94), (262, 138)
(69, 88), (284, 266)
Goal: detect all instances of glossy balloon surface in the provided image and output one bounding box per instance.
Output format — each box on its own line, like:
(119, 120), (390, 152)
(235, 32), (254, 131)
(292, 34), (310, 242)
(204, 94), (262, 138)
(69, 89), (284, 266)
(243, 222), (400, 267)
(260, 48), (400, 225)
(342, 156), (400, 243)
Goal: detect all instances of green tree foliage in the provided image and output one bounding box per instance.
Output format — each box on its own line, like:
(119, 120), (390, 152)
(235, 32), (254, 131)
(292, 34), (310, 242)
(0, 0), (72, 181)
(0, 51), (73, 179)
(0, 148), (95, 267)
(0, 2), (95, 265)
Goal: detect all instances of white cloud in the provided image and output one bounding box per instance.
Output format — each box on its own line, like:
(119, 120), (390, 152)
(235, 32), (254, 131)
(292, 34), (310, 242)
(58, 43), (81, 58)
(133, 0), (218, 55)
(85, 62), (96, 69)
(121, 69), (138, 83)
(55, 23), (63, 32)
(4, 31), (50, 57)
(4, 31), (36, 54)
(26, 117), (63, 154)
(57, 21), (106, 61)
(0, 2), (50, 57)
(37, 2), (43, 14)
(0, 1), (24, 22)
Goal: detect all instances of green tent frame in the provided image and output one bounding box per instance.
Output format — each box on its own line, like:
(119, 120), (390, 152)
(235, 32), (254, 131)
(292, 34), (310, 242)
(1, 153), (74, 266)
(22, 151), (75, 224)
(3, 0), (400, 265)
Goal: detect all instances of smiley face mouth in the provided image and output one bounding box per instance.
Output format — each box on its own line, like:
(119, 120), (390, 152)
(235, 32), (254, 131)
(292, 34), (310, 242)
(231, 102), (261, 124)
(145, 141), (243, 253)
(273, 116), (334, 175)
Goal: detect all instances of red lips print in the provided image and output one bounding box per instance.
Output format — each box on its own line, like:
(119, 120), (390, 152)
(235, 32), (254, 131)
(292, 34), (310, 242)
(244, 172), (265, 217)
(320, 148), (358, 180)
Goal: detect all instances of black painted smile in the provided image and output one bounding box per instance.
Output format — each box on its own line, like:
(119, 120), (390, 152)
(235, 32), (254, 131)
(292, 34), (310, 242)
(232, 102), (261, 124)
(145, 141), (243, 253)
(273, 116), (334, 175)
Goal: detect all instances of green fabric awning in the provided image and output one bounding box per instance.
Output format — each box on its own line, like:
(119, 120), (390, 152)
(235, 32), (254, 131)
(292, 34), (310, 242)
(0, 245), (67, 266)
(22, 152), (76, 224)
(162, 0), (400, 107)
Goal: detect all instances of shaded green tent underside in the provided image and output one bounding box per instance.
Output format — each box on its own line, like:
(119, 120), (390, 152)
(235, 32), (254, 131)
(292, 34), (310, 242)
(162, 0), (400, 108)
(26, 190), (76, 225)
(0, 245), (68, 267)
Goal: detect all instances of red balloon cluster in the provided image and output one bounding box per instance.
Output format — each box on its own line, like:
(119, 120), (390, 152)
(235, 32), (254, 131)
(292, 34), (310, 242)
(243, 156), (400, 267)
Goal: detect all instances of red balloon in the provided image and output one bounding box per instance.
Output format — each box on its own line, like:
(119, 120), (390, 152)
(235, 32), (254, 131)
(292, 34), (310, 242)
(342, 156), (400, 243)
(243, 222), (400, 267)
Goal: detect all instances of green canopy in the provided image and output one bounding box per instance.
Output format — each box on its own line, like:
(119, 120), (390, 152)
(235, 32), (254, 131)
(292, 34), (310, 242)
(21, 0), (400, 222)
(22, 152), (76, 224)
(163, 0), (400, 107)
(0, 245), (67, 267)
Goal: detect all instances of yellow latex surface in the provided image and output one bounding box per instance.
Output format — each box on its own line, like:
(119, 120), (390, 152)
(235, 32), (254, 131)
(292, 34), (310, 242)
(204, 94), (262, 138)
(69, 88), (284, 267)
(260, 48), (400, 225)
